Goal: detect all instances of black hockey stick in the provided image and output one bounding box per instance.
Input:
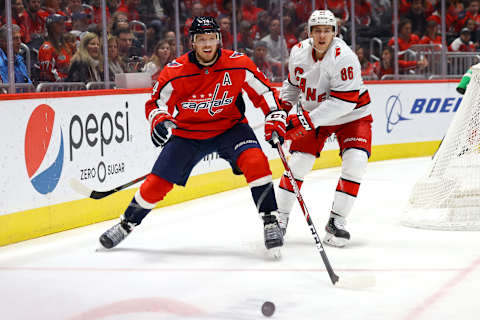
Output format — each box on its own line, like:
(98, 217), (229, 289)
(273, 135), (339, 285)
(70, 174), (148, 199)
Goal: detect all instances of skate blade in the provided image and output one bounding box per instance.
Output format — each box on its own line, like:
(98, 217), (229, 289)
(267, 247), (282, 260)
(334, 274), (376, 290)
(323, 234), (348, 248)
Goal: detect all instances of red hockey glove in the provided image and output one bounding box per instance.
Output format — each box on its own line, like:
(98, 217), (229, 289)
(150, 110), (177, 147)
(286, 107), (314, 141)
(265, 109), (287, 148)
(278, 98), (294, 112)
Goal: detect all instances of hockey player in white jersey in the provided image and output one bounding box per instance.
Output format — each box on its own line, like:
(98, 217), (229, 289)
(276, 10), (373, 247)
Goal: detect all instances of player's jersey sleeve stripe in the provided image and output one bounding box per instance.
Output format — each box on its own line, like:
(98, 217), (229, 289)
(354, 90), (371, 109)
(244, 68), (278, 112)
(330, 89), (359, 104)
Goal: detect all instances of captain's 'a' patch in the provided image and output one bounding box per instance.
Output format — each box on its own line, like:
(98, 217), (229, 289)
(222, 72), (232, 86)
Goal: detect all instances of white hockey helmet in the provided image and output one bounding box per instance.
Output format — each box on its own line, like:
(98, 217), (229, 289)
(307, 10), (337, 37)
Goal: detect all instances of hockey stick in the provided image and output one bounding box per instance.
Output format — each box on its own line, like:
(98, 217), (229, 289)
(273, 135), (339, 285)
(273, 135), (376, 289)
(69, 174), (148, 199)
(70, 121), (176, 200)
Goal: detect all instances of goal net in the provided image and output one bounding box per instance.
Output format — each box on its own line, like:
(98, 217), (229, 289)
(402, 65), (480, 231)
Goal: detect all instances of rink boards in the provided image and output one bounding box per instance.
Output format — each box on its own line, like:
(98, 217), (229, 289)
(0, 80), (461, 245)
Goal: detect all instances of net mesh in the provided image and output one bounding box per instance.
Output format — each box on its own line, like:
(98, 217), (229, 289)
(402, 66), (480, 230)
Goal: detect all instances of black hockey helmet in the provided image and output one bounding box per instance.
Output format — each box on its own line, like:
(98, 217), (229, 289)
(189, 16), (220, 42)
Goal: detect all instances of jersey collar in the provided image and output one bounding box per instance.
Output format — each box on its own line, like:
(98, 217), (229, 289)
(188, 48), (222, 69)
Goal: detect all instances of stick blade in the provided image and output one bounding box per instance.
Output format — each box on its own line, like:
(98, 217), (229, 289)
(69, 178), (93, 198)
(334, 274), (376, 290)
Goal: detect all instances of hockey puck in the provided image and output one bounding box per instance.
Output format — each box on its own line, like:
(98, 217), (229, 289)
(261, 301), (275, 317)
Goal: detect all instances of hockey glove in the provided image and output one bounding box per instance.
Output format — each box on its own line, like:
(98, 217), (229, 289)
(265, 109), (287, 147)
(150, 110), (177, 147)
(286, 107), (314, 141)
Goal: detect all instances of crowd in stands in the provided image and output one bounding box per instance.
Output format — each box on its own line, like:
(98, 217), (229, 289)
(0, 0), (480, 87)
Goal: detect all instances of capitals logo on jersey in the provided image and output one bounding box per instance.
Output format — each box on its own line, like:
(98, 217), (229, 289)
(181, 82), (234, 116)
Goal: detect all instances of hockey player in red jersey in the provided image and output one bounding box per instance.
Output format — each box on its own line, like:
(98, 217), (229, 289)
(276, 10), (373, 247)
(99, 16), (287, 256)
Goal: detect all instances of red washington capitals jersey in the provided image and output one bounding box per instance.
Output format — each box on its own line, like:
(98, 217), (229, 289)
(145, 49), (280, 139)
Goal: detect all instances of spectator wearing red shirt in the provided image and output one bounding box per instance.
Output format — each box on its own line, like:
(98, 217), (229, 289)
(374, 46), (428, 79)
(38, 14), (72, 81)
(282, 8), (298, 50)
(465, 0), (480, 29)
(89, 0), (111, 25)
(218, 15), (233, 50)
(449, 27), (476, 51)
(43, 0), (67, 16)
(388, 19), (420, 51)
(8, 0), (31, 44)
(252, 40), (282, 82)
(427, 2), (465, 34)
(419, 20), (442, 45)
(241, 0), (264, 25)
(183, 2), (205, 37)
(25, 0), (49, 41)
(116, 0), (140, 23)
(352, 0), (373, 27)
(237, 20), (254, 53)
(355, 46), (376, 79)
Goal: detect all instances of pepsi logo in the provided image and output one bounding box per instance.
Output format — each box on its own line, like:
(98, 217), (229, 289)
(25, 104), (64, 194)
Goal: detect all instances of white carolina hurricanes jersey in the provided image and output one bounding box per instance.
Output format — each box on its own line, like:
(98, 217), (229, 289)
(280, 37), (371, 126)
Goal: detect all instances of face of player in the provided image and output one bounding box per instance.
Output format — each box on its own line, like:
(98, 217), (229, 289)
(193, 33), (219, 65)
(310, 25), (335, 56)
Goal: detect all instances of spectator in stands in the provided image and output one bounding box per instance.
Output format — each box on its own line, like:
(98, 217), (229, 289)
(252, 40), (281, 82)
(9, 0), (31, 44)
(145, 21), (163, 56)
(70, 12), (89, 40)
(374, 46), (428, 79)
(356, 45), (376, 79)
(89, 0), (111, 25)
(427, 1), (464, 34)
(183, 2), (205, 37)
(0, 25), (32, 84)
(449, 27), (476, 51)
(218, 15), (233, 49)
(66, 32), (103, 83)
(465, 0), (480, 29)
(237, 20), (254, 54)
(107, 0), (120, 14)
(295, 23), (308, 43)
(106, 36), (124, 80)
(116, 0), (141, 22)
(138, 0), (172, 27)
(419, 20), (442, 44)
(354, 0), (373, 28)
(252, 10), (271, 41)
(116, 27), (145, 72)
(404, 0), (428, 37)
(261, 17), (289, 66)
(464, 18), (480, 44)
(282, 8), (298, 49)
(25, 0), (49, 49)
(38, 14), (72, 82)
(110, 11), (130, 36)
(42, 0), (66, 16)
(388, 18), (420, 51)
(241, 0), (264, 25)
(142, 39), (171, 80)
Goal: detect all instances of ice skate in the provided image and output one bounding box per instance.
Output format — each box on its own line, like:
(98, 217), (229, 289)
(262, 214), (284, 259)
(277, 211), (290, 236)
(99, 216), (136, 249)
(323, 214), (350, 247)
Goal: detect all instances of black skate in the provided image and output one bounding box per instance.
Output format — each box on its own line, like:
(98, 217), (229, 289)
(323, 214), (350, 248)
(262, 214), (284, 259)
(99, 217), (136, 249)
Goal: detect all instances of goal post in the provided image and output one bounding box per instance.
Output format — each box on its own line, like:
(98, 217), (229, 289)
(402, 65), (480, 231)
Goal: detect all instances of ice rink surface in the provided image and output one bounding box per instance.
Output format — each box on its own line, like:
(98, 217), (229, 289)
(1, 157), (479, 320)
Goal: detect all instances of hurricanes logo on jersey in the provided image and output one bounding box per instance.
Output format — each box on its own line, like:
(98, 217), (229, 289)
(181, 83), (234, 116)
